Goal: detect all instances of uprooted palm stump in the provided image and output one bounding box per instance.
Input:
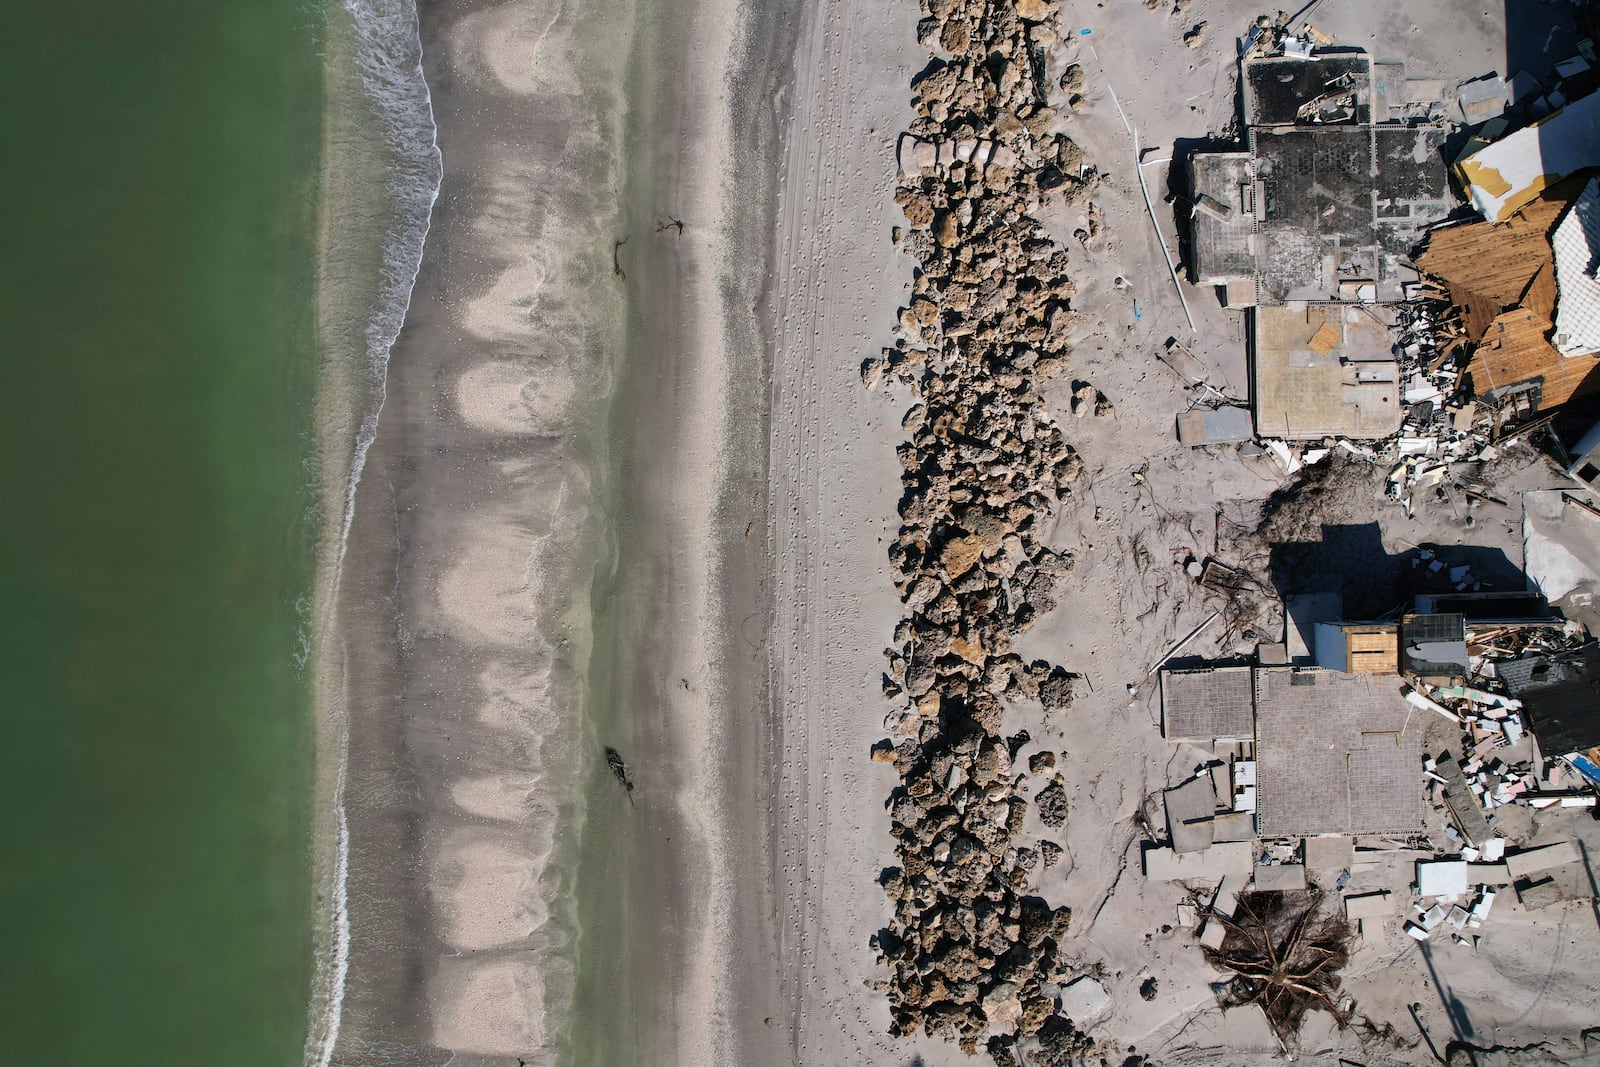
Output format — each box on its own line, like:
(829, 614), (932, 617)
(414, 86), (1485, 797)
(1203, 889), (1354, 1047)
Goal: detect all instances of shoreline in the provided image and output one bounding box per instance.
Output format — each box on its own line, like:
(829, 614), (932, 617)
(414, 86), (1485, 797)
(304, 0), (441, 1061)
(325, 0), (750, 1059)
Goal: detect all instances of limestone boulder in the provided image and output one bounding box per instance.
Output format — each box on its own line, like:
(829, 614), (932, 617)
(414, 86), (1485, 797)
(981, 982), (1023, 1031)
(941, 534), (985, 578)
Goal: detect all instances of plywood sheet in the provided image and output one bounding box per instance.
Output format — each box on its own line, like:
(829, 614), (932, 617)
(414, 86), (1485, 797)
(1465, 307), (1600, 410)
(1415, 189), (1573, 341)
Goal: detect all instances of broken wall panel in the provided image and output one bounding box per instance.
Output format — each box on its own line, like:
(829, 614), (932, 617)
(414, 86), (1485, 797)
(1456, 89), (1600, 222)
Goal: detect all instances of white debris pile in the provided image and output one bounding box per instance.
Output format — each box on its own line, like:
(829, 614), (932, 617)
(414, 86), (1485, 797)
(1410, 547), (1490, 592)
(1248, 300), (1514, 511)
(1381, 300), (1500, 513)
(1404, 856), (1497, 947)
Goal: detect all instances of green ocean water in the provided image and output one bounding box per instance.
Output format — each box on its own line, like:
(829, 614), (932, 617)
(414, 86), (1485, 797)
(0, 4), (324, 1062)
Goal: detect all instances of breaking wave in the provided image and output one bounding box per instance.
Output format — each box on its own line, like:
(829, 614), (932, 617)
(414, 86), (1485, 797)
(334, 0), (443, 559)
(303, 0), (441, 1064)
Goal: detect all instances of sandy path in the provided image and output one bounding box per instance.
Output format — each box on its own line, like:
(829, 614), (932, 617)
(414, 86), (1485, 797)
(764, 0), (979, 1062)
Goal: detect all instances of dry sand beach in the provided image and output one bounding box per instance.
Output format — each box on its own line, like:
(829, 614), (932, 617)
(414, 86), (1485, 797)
(323, 0), (1600, 1064)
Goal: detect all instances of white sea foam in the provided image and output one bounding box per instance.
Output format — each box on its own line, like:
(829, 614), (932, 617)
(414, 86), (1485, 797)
(303, 0), (441, 1064)
(333, 0), (442, 554)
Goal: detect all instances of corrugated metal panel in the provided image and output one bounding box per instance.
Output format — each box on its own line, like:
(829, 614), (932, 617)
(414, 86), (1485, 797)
(1552, 176), (1600, 356)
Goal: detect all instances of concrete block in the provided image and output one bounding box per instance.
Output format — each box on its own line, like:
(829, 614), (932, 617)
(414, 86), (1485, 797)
(1143, 841), (1255, 880)
(1505, 841), (1581, 880)
(1416, 859), (1469, 897)
(1060, 976), (1111, 1021)
(1254, 863), (1308, 891)
(1304, 835), (1355, 870)
(1343, 890), (1393, 921)
(1515, 876), (1564, 909)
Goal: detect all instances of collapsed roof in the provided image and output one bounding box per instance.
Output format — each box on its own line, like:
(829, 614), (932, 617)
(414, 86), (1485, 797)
(1244, 53), (1374, 127)
(1191, 126), (1453, 305)
(1456, 89), (1600, 223)
(1161, 666), (1256, 740)
(1189, 52), (1453, 306)
(1414, 180), (1600, 415)
(1498, 644), (1600, 755)
(1414, 190), (1571, 342)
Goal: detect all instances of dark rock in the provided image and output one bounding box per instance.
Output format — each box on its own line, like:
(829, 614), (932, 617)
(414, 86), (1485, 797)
(869, 0), (1090, 1049)
(1035, 781), (1068, 828)
(1026, 1015), (1094, 1066)
(1037, 669), (1074, 713)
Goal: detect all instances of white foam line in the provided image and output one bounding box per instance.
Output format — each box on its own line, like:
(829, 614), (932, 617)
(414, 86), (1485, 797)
(304, 0), (442, 1064)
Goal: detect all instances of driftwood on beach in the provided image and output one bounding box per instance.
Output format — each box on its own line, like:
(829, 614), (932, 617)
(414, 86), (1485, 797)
(605, 746), (636, 803)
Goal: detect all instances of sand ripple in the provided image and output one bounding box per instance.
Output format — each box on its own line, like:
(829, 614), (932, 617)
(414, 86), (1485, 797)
(430, 952), (549, 1053)
(452, 0), (572, 96)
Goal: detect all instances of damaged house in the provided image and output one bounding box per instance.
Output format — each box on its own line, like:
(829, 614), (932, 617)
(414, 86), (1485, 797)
(1414, 173), (1600, 432)
(1455, 88), (1600, 224)
(1187, 50), (1455, 440)
(1152, 663), (1426, 848)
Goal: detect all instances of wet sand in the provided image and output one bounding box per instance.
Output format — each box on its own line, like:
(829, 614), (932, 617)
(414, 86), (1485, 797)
(330, 0), (634, 1059)
(328, 0), (806, 1062)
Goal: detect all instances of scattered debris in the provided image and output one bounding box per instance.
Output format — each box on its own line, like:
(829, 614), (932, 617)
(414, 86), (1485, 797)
(1180, 21), (1600, 502)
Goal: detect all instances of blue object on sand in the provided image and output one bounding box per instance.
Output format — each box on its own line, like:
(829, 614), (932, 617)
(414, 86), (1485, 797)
(1133, 297), (1141, 319)
(1080, 28), (1092, 35)
(1569, 753), (1600, 785)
